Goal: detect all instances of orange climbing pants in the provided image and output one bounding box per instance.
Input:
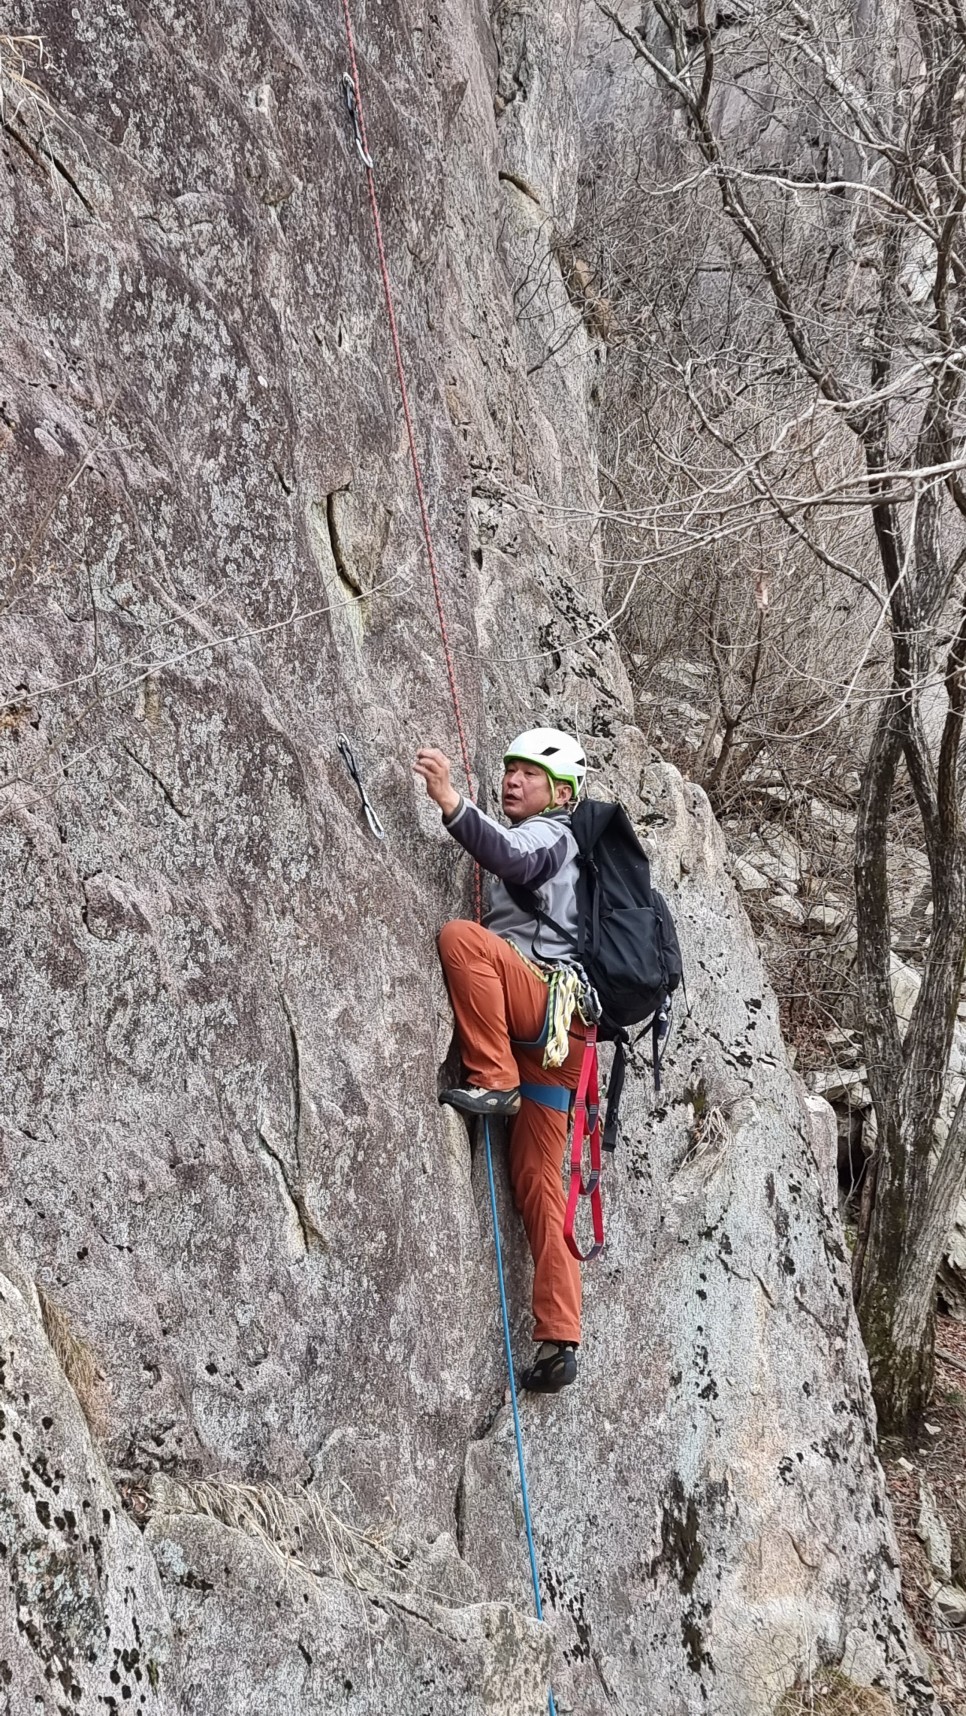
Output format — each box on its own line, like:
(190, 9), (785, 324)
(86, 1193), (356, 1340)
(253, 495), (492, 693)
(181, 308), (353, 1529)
(437, 918), (584, 1345)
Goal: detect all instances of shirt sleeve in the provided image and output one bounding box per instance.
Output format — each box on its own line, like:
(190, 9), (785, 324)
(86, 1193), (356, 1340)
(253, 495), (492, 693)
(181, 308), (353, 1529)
(442, 798), (569, 887)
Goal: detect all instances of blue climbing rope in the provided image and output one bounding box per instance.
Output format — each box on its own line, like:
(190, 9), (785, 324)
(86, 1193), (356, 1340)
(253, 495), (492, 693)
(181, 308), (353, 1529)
(483, 1117), (558, 1716)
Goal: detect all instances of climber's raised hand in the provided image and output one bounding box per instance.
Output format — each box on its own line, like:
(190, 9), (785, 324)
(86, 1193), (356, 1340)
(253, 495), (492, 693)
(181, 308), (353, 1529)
(414, 748), (461, 817)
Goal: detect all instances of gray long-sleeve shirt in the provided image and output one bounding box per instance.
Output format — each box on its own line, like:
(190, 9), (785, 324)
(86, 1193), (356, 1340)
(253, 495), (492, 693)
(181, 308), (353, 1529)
(442, 797), (579, 963)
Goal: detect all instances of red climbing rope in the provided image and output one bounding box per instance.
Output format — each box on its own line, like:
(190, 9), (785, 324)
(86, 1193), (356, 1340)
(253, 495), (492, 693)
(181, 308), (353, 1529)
(338, 2), (481, 917)
(336, 38), (581, 1711)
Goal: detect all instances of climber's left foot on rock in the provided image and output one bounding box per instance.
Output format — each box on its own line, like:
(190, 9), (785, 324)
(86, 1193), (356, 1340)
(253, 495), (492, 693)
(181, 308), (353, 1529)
(439, 1085), (521, 1117)
(520, 1341), (577, 1393)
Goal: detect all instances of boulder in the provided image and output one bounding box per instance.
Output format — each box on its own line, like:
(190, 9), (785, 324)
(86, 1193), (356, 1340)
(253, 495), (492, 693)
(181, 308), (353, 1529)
(807, 1067), (871, 1108)
(734, 856), (770, 892)
(891, 953), (923, 1028)
(931, 1585), (966, 1628)
(768, 892), (806, 926)
(917, 1476), (953, 1582)
(806, 903), (848, 934)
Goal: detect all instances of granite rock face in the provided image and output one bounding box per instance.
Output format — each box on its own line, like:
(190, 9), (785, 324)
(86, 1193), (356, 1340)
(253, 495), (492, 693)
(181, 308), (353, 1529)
(0, 1252), (171, 1711)
(0, 2), (934, 1711)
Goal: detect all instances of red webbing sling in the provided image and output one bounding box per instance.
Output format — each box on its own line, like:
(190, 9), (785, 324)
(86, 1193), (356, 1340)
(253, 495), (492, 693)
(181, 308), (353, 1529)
(564, 1026), (604, 1262)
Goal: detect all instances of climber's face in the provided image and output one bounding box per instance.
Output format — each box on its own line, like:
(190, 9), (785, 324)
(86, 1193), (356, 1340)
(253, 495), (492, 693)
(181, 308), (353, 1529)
(502, 761), (571, 824)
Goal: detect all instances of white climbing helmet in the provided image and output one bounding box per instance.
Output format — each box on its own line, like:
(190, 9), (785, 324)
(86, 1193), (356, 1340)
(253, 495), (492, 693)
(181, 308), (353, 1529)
(503, 728), (587, 798)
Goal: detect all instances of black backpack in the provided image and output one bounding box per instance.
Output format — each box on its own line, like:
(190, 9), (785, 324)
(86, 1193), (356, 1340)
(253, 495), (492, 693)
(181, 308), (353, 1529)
(509, 800), (683, 1149)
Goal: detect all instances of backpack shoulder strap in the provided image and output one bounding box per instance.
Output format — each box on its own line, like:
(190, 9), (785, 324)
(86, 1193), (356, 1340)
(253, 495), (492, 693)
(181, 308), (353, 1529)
(502, 798), (622, 952)
(504, 882), (580, 954)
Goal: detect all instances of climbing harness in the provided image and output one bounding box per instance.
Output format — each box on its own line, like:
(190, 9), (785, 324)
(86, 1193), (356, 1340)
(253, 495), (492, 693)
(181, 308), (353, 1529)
(512, 949), (598, 1068)
(520, 1028), (605, 1263)
(337, 734), (385, 840)
(512, 955), (606, 1258)
(565, 1028), (605, 1262)
(483, 1117), (558, 1716)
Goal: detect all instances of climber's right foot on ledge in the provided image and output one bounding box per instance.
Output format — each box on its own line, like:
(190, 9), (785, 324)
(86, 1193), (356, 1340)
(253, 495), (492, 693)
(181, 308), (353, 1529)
(520, 1341), (578, 1393)
(439, 1085), (521, 1117)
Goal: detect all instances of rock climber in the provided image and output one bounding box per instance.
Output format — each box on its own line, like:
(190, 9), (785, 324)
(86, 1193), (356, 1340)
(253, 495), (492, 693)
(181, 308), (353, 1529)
(414, 727), (594, 1394)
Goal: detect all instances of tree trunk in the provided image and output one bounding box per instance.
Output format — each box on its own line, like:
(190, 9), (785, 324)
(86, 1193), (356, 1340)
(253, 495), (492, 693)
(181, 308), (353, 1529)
(857, 1117), (966, 1429)
(855, 1104), (937, 1431)
(855, 1079), (966, 1430)
(859, 1269), (936, 1432)
(853, 649), (966, 1432)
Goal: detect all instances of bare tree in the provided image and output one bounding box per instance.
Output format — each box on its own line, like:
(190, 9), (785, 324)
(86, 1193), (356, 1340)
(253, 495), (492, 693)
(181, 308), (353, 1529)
(589, 0), (966, 1430)
(597, 387), (883, 812)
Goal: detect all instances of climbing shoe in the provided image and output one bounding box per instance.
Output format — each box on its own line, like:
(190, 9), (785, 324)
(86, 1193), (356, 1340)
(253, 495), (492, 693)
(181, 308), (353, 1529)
(439, 1085), (521, 1117)
(519, 1342), (578, 1393)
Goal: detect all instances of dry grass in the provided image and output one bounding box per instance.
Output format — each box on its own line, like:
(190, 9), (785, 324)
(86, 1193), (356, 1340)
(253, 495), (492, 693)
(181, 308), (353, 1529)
(150, 1475), (407, 1598)
(680, 1073), (746, 1177)
(0, 33), (82, 255)
(686, 1102), (731, 1162)
(775, 1669), (896, 1714)
(0, 702), (36, 737)
(37, 1286), (107, 1439)
(0, 34), (51, 123)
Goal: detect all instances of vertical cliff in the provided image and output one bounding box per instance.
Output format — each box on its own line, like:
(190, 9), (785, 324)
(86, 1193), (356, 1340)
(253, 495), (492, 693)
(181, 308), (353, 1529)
(0, 2), (937, 1710)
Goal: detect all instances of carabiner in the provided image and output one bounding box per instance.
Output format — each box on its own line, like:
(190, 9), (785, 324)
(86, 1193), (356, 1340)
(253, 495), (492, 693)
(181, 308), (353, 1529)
(342, 72), (373, 170)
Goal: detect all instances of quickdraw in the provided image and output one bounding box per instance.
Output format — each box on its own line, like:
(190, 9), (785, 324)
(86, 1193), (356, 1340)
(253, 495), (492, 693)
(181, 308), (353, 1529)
(341, 71), (373, 168)
(337, 734), (386, 840)
(564, 1026), (604, 1262)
